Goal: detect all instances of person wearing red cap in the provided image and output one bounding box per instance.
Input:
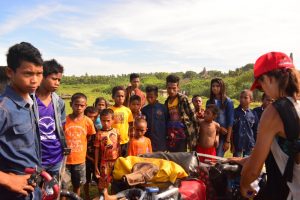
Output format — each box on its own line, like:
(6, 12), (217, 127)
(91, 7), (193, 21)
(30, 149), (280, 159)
(233, 52), (300, 199)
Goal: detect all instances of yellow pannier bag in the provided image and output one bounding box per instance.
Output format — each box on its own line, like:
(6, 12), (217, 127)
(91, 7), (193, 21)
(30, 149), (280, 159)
(113, 156), (188, 183)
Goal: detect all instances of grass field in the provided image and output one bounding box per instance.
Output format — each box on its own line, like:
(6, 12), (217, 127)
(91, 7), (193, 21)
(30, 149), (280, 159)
(58, 83), (261, 115)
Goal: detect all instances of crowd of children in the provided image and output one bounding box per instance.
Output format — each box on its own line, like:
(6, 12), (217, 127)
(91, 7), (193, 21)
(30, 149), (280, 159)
(0, 42), (273, 200)
(59, 73), (271, 199)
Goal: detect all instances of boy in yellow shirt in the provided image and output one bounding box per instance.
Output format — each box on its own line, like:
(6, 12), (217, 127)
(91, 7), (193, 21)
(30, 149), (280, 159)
(110, 86), (133, 156)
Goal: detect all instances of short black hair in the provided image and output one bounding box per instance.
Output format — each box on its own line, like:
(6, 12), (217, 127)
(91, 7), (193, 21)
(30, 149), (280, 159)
(192, 94), (201, 101)
(129, 95), (141, 104)
(166, 74), (180, 85)
(6, 42), (43, 72)
(206, 104), (219, 115)
(130, 73), (140, 81)
(94, 97), (108, 108)
(134, 117), (147, 127)
(43, 59), (64, 77)
(0, 66), (9, 83)
(84, 106), (98, 115)
(71, 92), (87, 103)
(100, 108), (114, 118)
(112, 86), (126, 98)
(145, 85), (158, 95)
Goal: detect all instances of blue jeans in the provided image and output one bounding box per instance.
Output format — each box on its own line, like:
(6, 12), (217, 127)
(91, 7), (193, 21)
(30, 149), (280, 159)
(43, 161), (62, 180)
(0, 186), (42, 200)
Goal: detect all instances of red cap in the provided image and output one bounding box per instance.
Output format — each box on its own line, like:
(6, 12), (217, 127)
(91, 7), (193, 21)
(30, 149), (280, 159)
(250, 52), (294, 90)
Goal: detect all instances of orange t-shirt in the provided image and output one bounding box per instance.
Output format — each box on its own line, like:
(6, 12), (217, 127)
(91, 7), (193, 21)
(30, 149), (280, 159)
(128, 136), (152, 156)
(64, 115), (96, 164)
(94, 128), (120, 161)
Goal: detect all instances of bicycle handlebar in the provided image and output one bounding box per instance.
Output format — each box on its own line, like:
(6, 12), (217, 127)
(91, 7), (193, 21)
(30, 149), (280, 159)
(25, 167), (60, 200)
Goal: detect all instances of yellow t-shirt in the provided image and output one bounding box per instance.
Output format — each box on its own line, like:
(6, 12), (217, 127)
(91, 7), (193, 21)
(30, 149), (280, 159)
(110, 105), (133, 144)
(168, 97), (180, 122)
(64, 115), (96, 164)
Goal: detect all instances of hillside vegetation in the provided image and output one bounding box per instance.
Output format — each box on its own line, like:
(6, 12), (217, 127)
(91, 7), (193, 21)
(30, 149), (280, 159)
(58, 64), (262, 113)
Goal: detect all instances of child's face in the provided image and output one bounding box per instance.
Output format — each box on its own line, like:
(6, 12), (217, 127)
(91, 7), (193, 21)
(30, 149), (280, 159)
(96, 100), (106, 112)
(7, 61), (43, 96)
(131, 78), (140, 89)
(130, 100), (141, 113)
(113, 90), (125, 106)
(211, 82), (221, 96)
(101, 114), (113, 130)
(41, 73), (62, 92)
(192, 97), (202, 109)
(86, 112), (98, 123)
(167, 82), (179, 98)
(204, 109), (215, 122)
(240, 92), (252, 108)
(71, 97), (87, 115)
(134, 121), (147, 139)
(146, 91), (157, 105)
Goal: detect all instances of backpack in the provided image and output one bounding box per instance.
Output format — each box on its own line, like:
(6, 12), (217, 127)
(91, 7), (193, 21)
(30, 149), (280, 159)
(256, 97), (300, 200)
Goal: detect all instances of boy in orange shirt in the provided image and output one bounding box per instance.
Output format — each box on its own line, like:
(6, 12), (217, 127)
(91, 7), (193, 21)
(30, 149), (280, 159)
(63, 93), (96, 197)
(128, 118), (152, 156)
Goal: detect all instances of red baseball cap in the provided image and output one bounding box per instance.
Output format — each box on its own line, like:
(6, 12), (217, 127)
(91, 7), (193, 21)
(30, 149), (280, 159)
(250, 52), (294, 90)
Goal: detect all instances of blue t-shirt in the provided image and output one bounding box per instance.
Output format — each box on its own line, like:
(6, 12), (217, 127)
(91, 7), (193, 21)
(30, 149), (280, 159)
(36, 97), (63, 166)
(141, 102), (168, 152)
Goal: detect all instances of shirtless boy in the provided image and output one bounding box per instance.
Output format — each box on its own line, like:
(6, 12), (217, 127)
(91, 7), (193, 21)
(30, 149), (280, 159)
(196, 104), (220, 162)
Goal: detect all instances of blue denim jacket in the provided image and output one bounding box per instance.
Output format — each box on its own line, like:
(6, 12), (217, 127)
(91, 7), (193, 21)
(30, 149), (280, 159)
(233, 105), (259, 152)
(0, 86), (41, 174)
(206, 97), (234, 128)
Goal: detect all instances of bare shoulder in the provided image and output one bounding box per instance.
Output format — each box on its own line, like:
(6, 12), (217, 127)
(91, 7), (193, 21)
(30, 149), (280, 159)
(213, 121), (220, 128)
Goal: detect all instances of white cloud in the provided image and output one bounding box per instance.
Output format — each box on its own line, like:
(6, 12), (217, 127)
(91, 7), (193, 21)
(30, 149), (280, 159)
(0, 3), (75, 36)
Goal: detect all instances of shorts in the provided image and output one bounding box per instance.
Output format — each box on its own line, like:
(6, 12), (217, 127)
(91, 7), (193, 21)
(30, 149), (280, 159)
(196, 146), (216, 163)
(65, 162), (86, 188)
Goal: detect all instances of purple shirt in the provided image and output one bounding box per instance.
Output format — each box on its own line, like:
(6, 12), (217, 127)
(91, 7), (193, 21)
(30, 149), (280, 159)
(36, 96), (63, 166)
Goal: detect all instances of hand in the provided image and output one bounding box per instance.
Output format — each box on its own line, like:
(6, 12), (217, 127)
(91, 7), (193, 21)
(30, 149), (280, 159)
(223, 141), (230, 152)
(226, 157), (248, 166)
(6, 173), (34, 196)
(240, 184), (257, 199)
(95, 169), (100, 179)
(219, 127), (228, 135)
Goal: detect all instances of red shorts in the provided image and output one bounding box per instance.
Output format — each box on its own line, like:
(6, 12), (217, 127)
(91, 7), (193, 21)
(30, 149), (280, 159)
(196, 146), (216, 163)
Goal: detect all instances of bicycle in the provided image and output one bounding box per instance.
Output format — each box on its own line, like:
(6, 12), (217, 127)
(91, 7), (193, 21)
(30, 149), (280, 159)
(25, 167), (83, 200)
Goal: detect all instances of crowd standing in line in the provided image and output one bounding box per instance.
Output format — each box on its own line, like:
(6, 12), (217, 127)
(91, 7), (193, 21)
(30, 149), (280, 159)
(2, 42), (299, 200)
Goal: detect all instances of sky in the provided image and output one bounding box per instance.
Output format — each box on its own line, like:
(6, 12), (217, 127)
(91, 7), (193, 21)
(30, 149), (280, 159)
(0, 0), (300, 76)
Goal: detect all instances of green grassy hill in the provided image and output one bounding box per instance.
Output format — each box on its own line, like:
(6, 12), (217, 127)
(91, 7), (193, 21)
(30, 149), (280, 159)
(58, 64), (262, 114)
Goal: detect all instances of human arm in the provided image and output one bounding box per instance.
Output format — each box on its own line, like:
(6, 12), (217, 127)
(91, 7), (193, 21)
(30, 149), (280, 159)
(0, 171), (34, 196)
(94, 132), (101, 178)
(94, 147), (100, 178)
(224, 99), (234, 151)
(148, 138), (153, 153)
(240, 105), (281, 198)
(86, 135), (94, 162)
(214, 122), (220, 148)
